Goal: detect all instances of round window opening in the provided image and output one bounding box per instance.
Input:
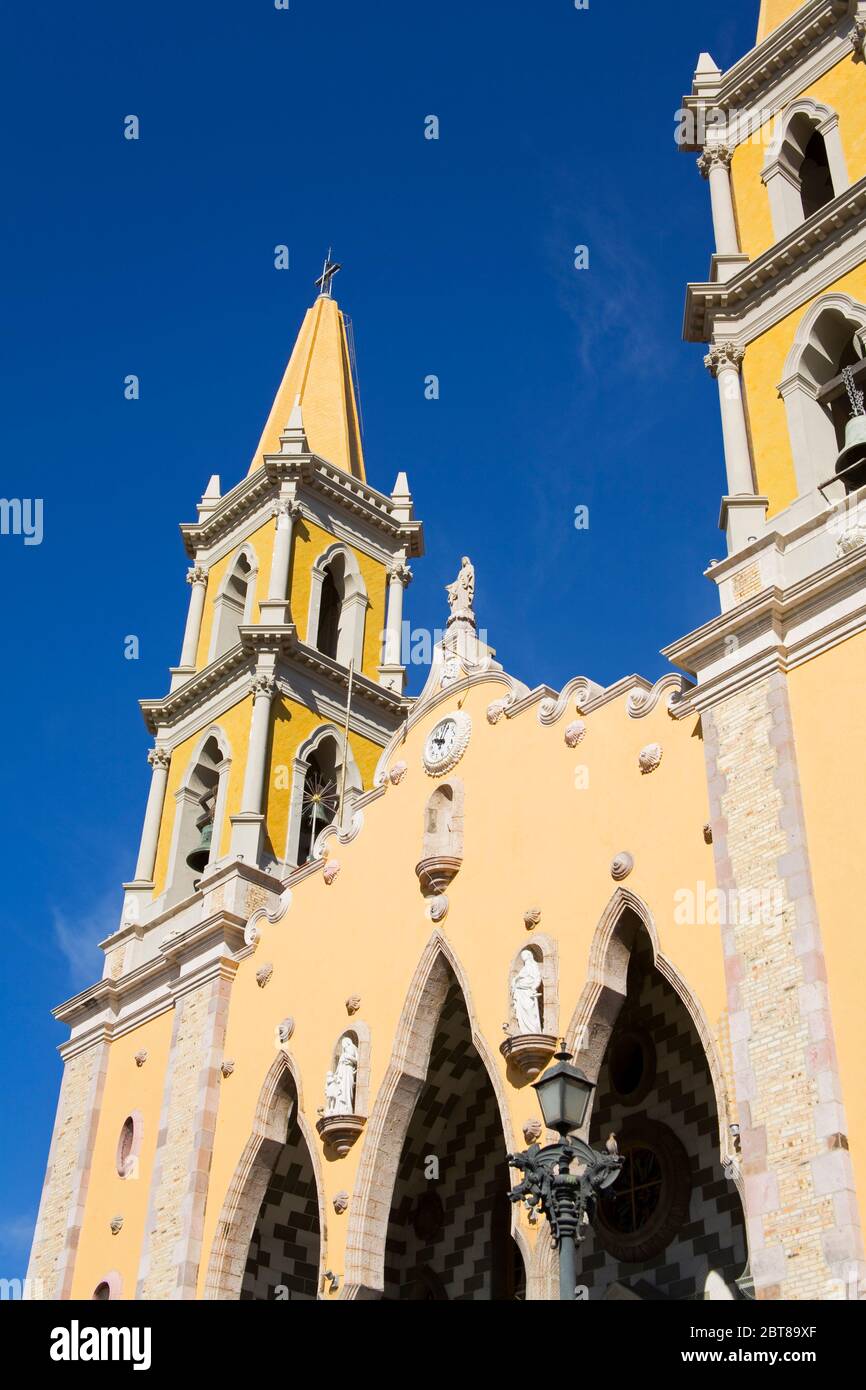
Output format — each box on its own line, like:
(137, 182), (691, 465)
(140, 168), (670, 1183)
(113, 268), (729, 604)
(595, 1120), (691, 1262)
(608, 1027), (656, 1106)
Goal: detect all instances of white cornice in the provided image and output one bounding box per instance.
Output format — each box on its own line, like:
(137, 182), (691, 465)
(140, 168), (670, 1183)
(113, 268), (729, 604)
(140, 630), (408, 737)
(684, 176), (866, 342)
(181, 455), (424, 561)
(679, 2), (854, 151)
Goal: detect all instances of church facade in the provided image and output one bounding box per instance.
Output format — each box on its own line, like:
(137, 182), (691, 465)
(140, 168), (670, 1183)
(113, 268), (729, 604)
(27, 0), (866, 1301)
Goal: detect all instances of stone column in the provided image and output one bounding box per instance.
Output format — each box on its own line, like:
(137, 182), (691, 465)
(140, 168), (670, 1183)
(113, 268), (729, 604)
(705, 342), (768, 554)
(171, 566), (208, 689)
(230, 672), (276, 863)
(378, 558), (411, 694)
(133, 747), (171, 884)
(705, 342), (752, 495)
(259, 499), (301, 625)
(698, 144), (739, 258)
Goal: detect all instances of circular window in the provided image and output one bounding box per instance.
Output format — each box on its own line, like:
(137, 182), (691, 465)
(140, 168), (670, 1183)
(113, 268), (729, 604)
(595, 1120), (691, 1262)
(116, 1115), (138, 1179)
(608, 1027), (656, 1106)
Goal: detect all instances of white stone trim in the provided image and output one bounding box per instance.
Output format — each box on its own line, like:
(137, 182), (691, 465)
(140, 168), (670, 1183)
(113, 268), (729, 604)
(761, 99), (848, 242)
(779, 291), (866, 494)
(207, 543), (259, 665)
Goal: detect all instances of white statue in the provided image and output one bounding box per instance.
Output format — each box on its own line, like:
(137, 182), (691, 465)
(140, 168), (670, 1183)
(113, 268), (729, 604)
(511, 950), (543, 1034)
(446, 556), (475, 624)
(326, 1034), (359, 1116)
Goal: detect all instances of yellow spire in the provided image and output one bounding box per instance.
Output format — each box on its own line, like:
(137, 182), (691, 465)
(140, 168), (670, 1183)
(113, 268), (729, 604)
(248, 292), (366, 481)
(756, 0), (804, 44)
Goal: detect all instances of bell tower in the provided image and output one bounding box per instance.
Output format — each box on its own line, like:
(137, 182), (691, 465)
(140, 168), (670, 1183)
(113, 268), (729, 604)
(120, 264), (424, 941)
(667, 2), (866, 1299)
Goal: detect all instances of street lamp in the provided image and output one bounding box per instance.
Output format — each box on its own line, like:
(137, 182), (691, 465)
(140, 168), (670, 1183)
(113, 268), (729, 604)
(508, 1047), (624, 1301)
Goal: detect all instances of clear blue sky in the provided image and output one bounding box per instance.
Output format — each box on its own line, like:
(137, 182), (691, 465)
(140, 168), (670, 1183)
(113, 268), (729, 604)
(0, 0), (759, 1280)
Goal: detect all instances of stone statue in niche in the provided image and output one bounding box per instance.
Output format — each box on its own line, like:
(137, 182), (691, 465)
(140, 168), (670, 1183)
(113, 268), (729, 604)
(326, 1034), (359, 1116)
(511, 949), (543, 1035)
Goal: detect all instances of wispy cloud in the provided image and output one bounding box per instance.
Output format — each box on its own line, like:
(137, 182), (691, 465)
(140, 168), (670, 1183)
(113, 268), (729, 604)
(0, 1213), (35, 1256)
(51, 889), (118, 987)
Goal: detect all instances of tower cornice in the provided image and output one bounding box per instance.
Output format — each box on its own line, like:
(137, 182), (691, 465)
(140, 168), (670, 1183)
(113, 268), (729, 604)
(678, 1), (856, 152)
(683, 174), (866, 341)
(180, 454), (424, 561)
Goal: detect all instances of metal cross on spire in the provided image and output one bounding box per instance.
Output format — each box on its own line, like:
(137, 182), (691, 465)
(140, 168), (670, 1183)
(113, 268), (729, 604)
(315, 249), (342, 298)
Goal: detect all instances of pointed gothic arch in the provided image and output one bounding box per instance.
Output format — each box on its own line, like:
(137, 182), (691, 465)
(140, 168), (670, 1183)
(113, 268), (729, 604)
(342, 932), (524, 1300)
(306, 542), (369, 669)
(208, 544), (259, 663)
(203, 1049), (326, 1301)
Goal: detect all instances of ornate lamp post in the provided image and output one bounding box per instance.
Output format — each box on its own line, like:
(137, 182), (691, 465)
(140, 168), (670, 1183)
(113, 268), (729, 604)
(508, 1048), (624, 1300)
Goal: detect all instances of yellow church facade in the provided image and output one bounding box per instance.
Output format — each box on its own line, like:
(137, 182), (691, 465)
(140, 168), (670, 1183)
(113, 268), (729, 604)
(27, 0), (866, 1301)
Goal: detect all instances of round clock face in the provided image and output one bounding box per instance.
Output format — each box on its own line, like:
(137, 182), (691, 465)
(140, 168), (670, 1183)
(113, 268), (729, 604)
(423, 713), (471, 774)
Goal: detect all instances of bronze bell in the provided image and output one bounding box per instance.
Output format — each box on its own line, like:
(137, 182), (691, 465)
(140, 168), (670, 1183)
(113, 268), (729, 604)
(186, 813), (213, 874)
(836, 412), (866, 492)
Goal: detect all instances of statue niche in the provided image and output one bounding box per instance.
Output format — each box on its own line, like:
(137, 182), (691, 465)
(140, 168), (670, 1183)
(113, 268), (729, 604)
(500, 943), (558, 1081)
(316, 1029), (367, 1157)
(415, 782), (465, 906)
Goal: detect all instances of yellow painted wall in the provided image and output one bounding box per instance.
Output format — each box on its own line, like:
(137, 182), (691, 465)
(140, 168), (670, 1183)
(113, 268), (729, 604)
(787, 635), (866, 1232)
(289, 517), (388, 680)
(194, 679), (728, 1294)
(195, 517), (276, 671)
(743, 262), (866, 516)
(757, 1), (806, 45)
(70, 1011), (174, 1299)
(732, 61), (866, 266)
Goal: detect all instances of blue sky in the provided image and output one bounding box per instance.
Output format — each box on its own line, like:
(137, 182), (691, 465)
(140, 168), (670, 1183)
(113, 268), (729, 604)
(0, 0), (759, 1280)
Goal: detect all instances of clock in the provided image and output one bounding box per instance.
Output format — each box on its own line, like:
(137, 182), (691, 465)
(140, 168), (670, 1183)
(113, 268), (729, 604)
(422, 711), (472, 776)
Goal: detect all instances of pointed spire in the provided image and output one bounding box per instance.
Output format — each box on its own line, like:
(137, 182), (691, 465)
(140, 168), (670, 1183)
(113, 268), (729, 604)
(197, 474), (221, 520)
(692, 51), (721, 98)
(249, 287), (366, 481)
(390, 471), (414, 523)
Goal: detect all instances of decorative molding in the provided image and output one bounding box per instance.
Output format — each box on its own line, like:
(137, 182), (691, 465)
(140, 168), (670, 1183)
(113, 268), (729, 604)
(388, 761), (408, 785)
(221, 1060), (235, 1078)
(109, 1216), (123, 1236)
(255, 963), (273, 989)
(486, 698), (509, 725)
(564, 719), (586, 748)
(333, 1191), (350, 1215)
(250, 673), (276, 703)
(522, 1118), (543, 1144)
(697, 143), (733, 177)
(428, 894), (449, 923)
(278, 1018), (295, 1044)
(538, 676), (603, 725)
(499, 1032), (558, 1080)
(704, 341), (745, 376)
(323, 860), (341, 886)
(147, 746), (171, 771)
(421, 710), (472, 777)
(186, 565), (208, 587)
(638, 743), (664, 775)
(134, 1050), (147, 1067)
(524, 908), (542, 931)
(315, 1113), (366, 1157)
(626, 675), (686, 719)
(611, 852), (635, 882)
(703, 823), (714, 845)
(345, 995), (361, 1015)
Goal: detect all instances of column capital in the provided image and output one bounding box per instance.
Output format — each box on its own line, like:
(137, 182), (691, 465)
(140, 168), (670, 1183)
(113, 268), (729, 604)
(852, 18), (865, 63)
(250, 673), (276, 703)
(697, 143), (733, 178)
(147, 746), (171, 771)
(186, 565), (208, 587)
(272, 499), (302, 522)
(704, 341), (745, 377)
(388, 559), (413, 588)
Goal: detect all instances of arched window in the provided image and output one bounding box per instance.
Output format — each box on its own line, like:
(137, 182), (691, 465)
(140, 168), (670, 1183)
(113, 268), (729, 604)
(284, 726), (362, 869)
(316, 557), (344, 660)
(165, 730), (231, 904)
(762, 101), (847, 241)
(210, 549), (256, 662)
(779, 295), (866, 495)
(307, 545), (369, 669)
